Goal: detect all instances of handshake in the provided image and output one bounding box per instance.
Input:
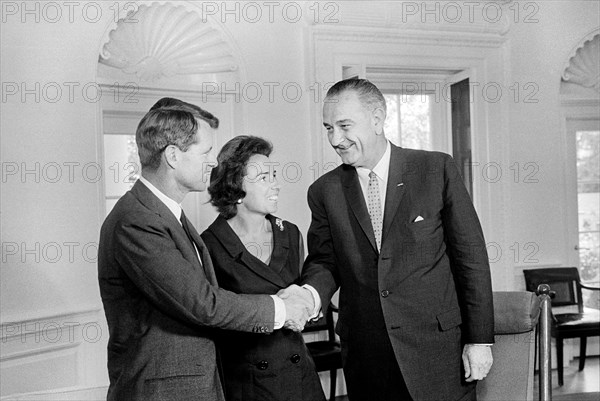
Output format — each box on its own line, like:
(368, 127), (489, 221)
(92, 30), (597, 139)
(276, 284), (317, 332)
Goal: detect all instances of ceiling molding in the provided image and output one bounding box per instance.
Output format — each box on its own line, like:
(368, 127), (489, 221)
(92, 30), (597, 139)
(97, 82), (229, 103)
(311, 25), (507, 49)
(308, 1), (511, 36)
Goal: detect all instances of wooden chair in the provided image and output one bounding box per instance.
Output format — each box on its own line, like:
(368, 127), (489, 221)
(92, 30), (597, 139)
(303, 304), (342, 401)
(523, 267), (600, 386)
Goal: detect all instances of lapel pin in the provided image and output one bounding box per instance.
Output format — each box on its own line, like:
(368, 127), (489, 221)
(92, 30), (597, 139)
(397, 183), (404, 187)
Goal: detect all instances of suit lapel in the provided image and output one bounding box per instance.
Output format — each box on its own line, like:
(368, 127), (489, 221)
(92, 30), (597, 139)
(268, 215), (290, 275)
(208, 216), (288, 288)
(382, 145), (407, 244)
(131, 180), (215, 283)
(341, 165), (378, 253)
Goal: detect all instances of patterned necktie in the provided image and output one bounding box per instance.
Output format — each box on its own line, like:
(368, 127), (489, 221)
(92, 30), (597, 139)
(367, 171), (383, 250)
(180, 210), (202, 265)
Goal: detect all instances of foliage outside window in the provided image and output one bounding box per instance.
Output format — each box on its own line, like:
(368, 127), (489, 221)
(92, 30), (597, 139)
(383, 94), (432, 150)
(576, 130), (599, 309)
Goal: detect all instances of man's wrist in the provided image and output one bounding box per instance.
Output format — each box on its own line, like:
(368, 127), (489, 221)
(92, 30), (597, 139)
(271, 295), (285, 329)
(302, 284), (322, 320)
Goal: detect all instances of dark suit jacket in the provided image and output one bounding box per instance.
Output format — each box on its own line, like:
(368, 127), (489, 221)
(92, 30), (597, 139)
(302, 145), (494, 400)
(98, 181), (275, 401)
(201, 215), (325, 401)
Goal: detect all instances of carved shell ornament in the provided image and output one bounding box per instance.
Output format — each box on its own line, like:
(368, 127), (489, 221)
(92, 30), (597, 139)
(99, 2), (238, 81)
(562, 33), (600, 92)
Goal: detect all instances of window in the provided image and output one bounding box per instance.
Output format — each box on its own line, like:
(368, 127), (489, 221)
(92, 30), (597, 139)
(381, 77), (473, 195)
(100, 105), (146, 215)
(576, 130), (600, 289)
(103, 133), (140, 214)
(567, 115), (600, 309)
(383, 93), (433, 150)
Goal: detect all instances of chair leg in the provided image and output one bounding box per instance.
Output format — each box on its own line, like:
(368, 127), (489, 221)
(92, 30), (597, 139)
(579, 337), (587, 371)
(534, 329), (539, 372)
(557, 337), (564, 386)
(329, 369), (337, 401)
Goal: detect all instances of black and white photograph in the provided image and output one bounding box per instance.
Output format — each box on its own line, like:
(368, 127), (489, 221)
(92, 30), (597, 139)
(1, 1), (599, 400)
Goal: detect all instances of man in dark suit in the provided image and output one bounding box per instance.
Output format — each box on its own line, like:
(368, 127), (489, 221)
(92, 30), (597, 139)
(283, 79), (494, 400)
(98, 98), (310, 401)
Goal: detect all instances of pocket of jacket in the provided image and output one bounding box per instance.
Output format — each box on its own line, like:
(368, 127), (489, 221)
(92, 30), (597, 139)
(407, 218), (440, 235)
(436, 308), (462, 331)
(143, 370), (210, 399)
(146, 363), (207, 381)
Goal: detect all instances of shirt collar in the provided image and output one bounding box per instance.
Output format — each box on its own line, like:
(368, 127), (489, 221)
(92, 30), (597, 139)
(356, 140), (391, 182)
(139, 176), (183, 221)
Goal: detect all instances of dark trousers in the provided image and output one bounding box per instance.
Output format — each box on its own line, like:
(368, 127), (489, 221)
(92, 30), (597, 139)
(341, 267), (413, 401)
(343, 330), (412, 401)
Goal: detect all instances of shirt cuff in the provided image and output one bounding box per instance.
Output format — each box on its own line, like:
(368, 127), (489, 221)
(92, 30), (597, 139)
(302, 284), (323, 320)
(271, 295), (285, 329)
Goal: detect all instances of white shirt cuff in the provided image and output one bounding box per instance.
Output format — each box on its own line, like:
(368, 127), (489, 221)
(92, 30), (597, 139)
(271, 295), (285, 329)
(302, 284), (323, 320)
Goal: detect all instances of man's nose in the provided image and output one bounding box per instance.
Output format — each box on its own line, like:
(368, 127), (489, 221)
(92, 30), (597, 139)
(329, 127), (344, 146)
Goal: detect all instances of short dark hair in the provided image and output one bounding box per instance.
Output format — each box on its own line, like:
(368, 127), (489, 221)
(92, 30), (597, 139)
(325, 78), (387, 113)
(208, 135), (273, 219)
(150, 97), (219, 129)
(136, 98), (219, 171)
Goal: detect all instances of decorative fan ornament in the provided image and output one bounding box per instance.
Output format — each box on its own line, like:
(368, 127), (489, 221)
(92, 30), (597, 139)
(99, 2), (238, 81)
(562, 33), (600, 92)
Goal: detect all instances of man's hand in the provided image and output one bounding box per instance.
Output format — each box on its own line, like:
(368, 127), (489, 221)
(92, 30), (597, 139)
(277, 284), (315, 310)
(277, 285), (314, 332)
(462, 344), (493, 382)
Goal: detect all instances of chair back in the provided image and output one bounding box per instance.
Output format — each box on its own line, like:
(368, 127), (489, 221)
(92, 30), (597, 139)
(303, 305), (342, 401)
(477, 291), (541, 401)
(524, 268), (583, 312)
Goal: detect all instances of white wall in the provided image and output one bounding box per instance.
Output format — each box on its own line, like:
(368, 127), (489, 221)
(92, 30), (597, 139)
(505, 1), (599, 286)
(1, 0), (598, 397)
(1, 3), (113, 396)
(217, 14), (315, 234)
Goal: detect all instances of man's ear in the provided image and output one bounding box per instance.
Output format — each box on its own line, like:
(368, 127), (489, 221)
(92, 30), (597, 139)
(372, 107), (386, 136)
(163, 145), (178, 169)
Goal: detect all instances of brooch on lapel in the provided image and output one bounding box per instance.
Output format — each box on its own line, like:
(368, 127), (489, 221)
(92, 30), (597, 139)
(275, 218), (284, 231)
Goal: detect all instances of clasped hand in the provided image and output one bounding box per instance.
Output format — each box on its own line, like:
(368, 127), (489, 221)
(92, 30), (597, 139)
(276, 284), (315, 332)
